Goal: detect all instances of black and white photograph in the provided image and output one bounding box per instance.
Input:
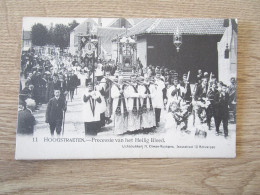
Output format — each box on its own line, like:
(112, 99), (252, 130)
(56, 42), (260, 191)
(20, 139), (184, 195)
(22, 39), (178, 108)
(15, 17), (237, 159)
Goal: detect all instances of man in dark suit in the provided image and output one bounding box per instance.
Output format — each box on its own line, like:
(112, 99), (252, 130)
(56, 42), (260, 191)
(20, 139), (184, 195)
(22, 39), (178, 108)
(206, 81), (218, 130)
(45, 88), (66, 136)
(214, 84), (229, 138)
(179, 73), (192, 103)
(228, 77), (237, 123)
(67, 70), (79, 101)
(17, 101), (35, 135)
(193, 77), (208, 126)
(196, 69), (203, 84)
(194, 77), (208, 101)
(46, 74), (60, 101)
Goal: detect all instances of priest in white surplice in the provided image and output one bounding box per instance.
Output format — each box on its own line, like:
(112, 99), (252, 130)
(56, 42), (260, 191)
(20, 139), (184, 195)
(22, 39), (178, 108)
(111, 76), (128, 135)
(82, 81), (102, 136)
(125, 75), (142, 132)
(138, 76), (156, 131)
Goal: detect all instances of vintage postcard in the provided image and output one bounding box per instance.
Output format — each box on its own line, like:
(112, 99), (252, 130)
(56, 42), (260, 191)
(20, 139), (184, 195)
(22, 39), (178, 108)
(15, 17), (237, 159)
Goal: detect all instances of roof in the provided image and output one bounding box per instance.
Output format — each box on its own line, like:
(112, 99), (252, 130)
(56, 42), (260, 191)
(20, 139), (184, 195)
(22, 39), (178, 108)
(131, 18), (145, 25)
(73, 18), (99, 34)
(124, 18), (226, 36)
(23, 31), (31, 40)
(97, 27), (125, 54)
(107, 18), (145, 28)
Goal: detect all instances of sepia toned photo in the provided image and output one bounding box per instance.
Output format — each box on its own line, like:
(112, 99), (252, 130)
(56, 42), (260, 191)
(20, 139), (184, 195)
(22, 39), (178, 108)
(15, 17), (237, 159)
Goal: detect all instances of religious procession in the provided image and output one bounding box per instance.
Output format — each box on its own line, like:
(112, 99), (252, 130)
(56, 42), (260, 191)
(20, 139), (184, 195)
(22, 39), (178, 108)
(17, 18), (237, 139)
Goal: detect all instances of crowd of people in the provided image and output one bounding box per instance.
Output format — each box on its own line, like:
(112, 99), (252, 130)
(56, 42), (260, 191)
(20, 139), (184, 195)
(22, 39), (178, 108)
(17, 49), (237, 139)
(17, 49), (118, 136)
(82, 69), (236, 138)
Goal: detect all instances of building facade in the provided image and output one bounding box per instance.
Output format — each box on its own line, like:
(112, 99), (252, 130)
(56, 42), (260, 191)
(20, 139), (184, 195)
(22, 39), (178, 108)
(218, 19), (237, 84)
(112, 18), (233, 82)
(22, 31), (32, 51)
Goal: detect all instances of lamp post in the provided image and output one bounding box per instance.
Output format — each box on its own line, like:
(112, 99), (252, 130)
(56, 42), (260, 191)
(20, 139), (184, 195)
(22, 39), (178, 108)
(173, 27), (182, 73)
(173, 27), (182, 52)
(224, 43), (229, 59)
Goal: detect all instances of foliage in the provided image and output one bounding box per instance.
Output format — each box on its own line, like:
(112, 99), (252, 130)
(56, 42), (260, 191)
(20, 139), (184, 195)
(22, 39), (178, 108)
(52, 24), (70, 50)
(31, 23), (49, 46)
(31, 20), (79, 50)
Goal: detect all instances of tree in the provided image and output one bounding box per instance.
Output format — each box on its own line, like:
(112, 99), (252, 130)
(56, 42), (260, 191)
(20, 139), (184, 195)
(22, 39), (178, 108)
(52, 24), (70, 51)
(68, 20), (79, 32)
(31, 23), (48, 46)
(47, 25), (54, 45)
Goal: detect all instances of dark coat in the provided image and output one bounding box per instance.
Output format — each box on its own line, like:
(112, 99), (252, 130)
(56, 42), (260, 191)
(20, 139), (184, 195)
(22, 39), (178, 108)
(59, 80), (67, 93)
(228, 84), (236, 104)
(71, 74), (79, 88)
(46, 81), (61, 101)
(194, 84), (208, 101)
(214, 91), (229, 118)
(179, 81), (192, 102)
(207, 88), (218, 104)
(46, 97), (66, 123)
(197, 74), (203, 84)
(21, 87), (34, 101)
(67, 74), (79, 90)
(17, 109), (35, 135)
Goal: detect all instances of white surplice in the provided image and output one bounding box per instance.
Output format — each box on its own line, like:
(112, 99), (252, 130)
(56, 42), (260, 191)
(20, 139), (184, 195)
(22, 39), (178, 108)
(125, 84), (141, 131)
(82, 89), (102, 123)
(111, 84), (128, 134)
(139, 84), (156, 129)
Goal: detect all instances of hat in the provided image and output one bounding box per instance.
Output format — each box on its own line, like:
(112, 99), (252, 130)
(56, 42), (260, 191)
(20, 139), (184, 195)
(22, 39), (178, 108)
(155, 69), (161, 74)
(138, 76), (144, 81)
(129, 74), (136, 79)
(18, 100), (26, 107)
(169, 70), (175, 75)
(112, 76), (118, 82)
(88, 81), (94, 86)
(54, 85), (61, 90)
(25, 98), (36, 111)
